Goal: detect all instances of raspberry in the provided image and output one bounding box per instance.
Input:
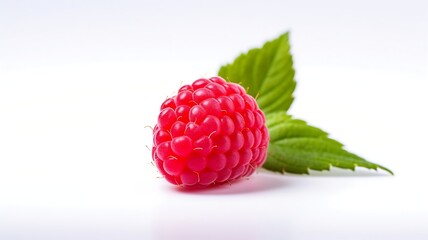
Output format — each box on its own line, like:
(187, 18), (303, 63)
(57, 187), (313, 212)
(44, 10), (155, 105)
(152, 77), (269, 187)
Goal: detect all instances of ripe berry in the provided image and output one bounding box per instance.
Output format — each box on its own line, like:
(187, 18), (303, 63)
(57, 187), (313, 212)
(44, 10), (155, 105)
(152, 77), (269, 187)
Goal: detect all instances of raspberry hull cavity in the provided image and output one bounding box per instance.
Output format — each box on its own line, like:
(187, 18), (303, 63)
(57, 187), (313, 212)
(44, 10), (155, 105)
(152, 77), (269, 187)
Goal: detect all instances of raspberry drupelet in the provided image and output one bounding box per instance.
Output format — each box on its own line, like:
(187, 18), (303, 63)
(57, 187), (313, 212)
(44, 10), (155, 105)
(152, 77), (269, 187)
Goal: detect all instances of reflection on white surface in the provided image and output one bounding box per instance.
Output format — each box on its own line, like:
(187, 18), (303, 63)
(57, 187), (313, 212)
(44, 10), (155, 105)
(1, 171), (426, 240)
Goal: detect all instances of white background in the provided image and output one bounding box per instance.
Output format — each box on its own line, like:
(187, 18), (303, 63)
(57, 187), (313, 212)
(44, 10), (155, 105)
(1, 0), (427, 239)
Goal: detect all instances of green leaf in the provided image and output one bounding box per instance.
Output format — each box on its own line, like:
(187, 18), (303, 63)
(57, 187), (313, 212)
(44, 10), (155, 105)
(263, 112), (394, 175)
(218, 33), (296, 113)
(217, 33), (393, 176)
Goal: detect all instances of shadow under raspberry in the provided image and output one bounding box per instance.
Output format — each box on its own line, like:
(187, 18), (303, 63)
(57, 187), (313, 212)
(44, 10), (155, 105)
(171, 172), (289, 195)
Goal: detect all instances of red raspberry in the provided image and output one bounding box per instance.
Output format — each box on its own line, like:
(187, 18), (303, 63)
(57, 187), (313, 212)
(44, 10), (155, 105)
(152, 77), (269, 187)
